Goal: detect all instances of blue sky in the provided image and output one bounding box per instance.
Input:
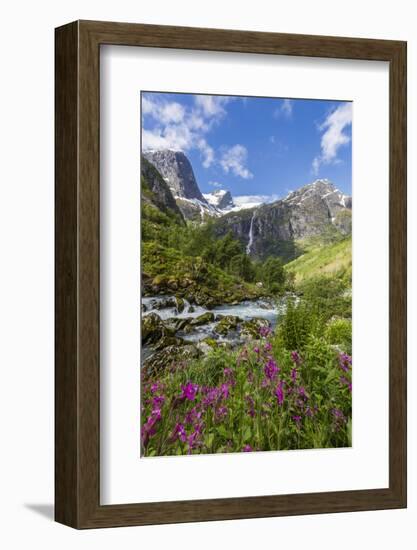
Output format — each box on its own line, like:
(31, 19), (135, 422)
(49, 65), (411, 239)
(141, 92), (352, 201)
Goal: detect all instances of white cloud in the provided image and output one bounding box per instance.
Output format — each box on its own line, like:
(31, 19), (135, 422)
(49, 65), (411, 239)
(208, 181), (223, 188)
(232, 194), (279, 210)
(220, 144), (253, 179)
(142, 94), (235, 170)
(312, 102), (352, 174)
(142, 94), (255, 178)
(142, 95), (185, 124)
(142, 124), (192, 151)
(197, 138), (215, 168)
(274, 98), (293, 119)
(159, 102), (185, 124)
(194, 95), (230, 118)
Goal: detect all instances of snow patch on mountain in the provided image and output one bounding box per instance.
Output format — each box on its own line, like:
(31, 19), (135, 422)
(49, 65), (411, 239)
(202, 189), (234, 210)
(230, 194), (280, 212)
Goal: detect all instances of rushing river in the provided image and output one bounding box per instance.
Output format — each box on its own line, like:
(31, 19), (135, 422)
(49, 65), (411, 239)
(142, 295), (291, 345)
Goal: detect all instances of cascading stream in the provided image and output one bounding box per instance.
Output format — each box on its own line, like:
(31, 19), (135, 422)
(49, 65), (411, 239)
(246, 212), (255, 255)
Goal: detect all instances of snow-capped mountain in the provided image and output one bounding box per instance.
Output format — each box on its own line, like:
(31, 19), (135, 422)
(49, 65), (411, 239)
(283, 179), (352, 216)
(142, 151), (351, 242)
(202, 190), (234, 211)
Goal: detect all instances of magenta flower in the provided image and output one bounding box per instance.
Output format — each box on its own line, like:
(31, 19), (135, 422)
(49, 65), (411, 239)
(254, 346), (260, 354)
(291, 351), (301, 365)
(220, 383), (230, 399)
(184, 407), (202, 425)
(187, 427), (202, 453)
(264, 342), (272, 352)
(339, 353), (352, 372)
(180, 382), (199, 401)
(216, 405), (228, 420)
(331, 408), (345, 420)
(264, 357), (279, 380)
(202, 387), (220, 407)
(141, 408), (162, 447)
(331, 408), (347, 431)
(340, 375), (352, 392)
(305, 406), (314, 418)
(242, 444), (253, 452)
(172, 422), (187, 443)
(275, 380), (285, 406)
(152, 395), (165, 408)
(150, 382), (159, 394)
(298, 386), (308, 400)
(259, 326), (271, 337)
(291, 367), (297, 382)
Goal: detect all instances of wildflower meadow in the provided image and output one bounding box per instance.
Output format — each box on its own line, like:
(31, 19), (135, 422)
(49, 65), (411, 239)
(141, 323), (352, 456)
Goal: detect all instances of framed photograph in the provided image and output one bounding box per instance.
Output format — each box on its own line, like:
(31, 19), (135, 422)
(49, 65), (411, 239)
(55, 20), (406, 528)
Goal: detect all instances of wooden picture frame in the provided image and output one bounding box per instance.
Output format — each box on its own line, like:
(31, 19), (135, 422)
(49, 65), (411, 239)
(55, 20), (407, 529)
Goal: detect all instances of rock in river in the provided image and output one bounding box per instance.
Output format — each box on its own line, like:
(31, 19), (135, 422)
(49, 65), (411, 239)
(189, 311), (215, 326)
(143, 344), (201, 378)
(215, 315), (242, 335)
(240, 317), (270, 339)
(142, 312), (172, 345)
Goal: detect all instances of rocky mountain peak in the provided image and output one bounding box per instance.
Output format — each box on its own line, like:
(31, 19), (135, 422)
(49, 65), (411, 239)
(284, 179), (351, 219)
(203, 189), (234, 210)
(143, 149), (207, 203)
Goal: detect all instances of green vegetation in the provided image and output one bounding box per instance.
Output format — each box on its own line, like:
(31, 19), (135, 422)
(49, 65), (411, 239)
(141, 175), (291, 302)
(140, 162), (352, 456)
(285, 236), (351, 283)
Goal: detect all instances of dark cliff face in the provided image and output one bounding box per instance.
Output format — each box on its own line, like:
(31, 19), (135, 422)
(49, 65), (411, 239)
(141, 156), (185, 224)
(217, 190), (234, 210)
(215, 180), (351, 261)
(143, 149), (206, 202)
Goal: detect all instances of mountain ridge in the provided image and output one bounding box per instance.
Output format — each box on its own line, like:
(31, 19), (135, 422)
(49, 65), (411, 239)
(142, 149), (351, 261)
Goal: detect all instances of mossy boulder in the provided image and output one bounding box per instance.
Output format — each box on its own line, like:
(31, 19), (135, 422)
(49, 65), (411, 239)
(214, 315), (242, 335)
(180, 278), (193, 289)
(201, 337), (217, 348)
(190, 312), (215, 326)
(143, 344), (201, 378)
(164, 316), (191, 332)
(175, 296), (185, 312)
(167, 278), (179, 291)
(154, 334), (185, 351)
(142, 312), (185, 349)
(158, 296), (177, 309)
(240, 317), (270, 339)
(142, 313), (170, 345)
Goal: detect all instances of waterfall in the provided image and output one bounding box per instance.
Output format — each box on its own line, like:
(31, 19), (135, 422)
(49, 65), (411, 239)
(246, 213), (255, 255)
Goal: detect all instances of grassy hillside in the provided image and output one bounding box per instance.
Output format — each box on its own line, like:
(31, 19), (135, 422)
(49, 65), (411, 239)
(285, 236), (352, 283)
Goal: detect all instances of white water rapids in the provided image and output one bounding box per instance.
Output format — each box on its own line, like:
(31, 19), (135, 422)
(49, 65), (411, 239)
(142, 295), (289, 344)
